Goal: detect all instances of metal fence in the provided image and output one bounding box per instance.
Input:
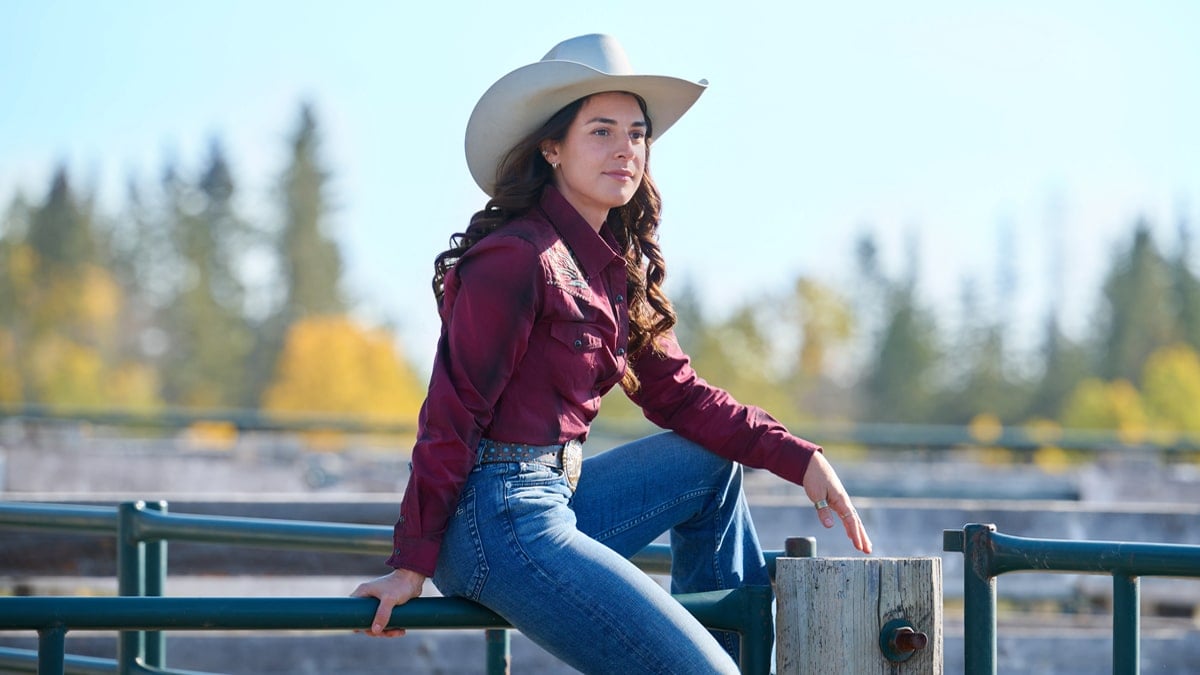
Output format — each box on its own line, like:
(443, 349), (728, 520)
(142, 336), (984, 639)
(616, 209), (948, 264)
(944, 523), (1200, 675)
(0, 500), (796, 675)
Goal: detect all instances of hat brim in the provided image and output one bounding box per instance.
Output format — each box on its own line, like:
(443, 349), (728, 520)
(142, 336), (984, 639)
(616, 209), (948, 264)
(465, 60), (706, 196)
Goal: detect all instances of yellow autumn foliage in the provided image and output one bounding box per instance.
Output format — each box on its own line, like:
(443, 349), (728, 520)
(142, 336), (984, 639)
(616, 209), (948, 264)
(262, 316), (423, 423)
(1141, 344), (1200, 434)
(1062, 378), (1148, 444)
(27, 334), (106, 408)
(0, 329), (21, 403)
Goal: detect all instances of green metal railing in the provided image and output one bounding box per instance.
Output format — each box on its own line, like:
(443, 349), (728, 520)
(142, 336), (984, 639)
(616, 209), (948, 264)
(0, 500), (797, 675)
(944, 523), (1200, 675)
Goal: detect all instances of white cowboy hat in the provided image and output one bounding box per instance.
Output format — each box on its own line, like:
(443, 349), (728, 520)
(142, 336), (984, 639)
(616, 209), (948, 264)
(465, 33), (708, 196)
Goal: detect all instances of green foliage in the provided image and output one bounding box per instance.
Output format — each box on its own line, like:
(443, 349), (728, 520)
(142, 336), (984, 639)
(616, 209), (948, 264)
(864, 286), (939, 423)
(1099, 223), (1175, 382)
(278, 103), (345, 321)
(157, 144), (255, 407)
(6, 99), (1200, 448)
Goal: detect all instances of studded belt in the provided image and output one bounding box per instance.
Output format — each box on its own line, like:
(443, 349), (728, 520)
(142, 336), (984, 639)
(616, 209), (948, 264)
(477, 438), (583, 492)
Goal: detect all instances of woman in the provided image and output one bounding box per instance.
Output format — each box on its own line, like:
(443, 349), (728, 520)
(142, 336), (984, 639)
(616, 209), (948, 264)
(353, 34), (872, 673)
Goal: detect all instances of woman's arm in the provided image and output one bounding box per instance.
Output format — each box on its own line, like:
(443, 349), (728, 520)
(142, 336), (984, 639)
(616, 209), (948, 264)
(628, 330), (871, 553)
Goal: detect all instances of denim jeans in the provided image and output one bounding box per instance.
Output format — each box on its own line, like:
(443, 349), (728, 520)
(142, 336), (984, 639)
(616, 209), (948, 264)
(432, 431), (769, 674)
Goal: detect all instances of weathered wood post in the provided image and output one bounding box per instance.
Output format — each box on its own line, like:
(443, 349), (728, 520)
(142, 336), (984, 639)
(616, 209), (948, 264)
(776, 557), (942, 674)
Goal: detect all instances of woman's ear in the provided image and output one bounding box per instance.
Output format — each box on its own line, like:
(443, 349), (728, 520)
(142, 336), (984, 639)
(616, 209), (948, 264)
(540, 142), (560, 165)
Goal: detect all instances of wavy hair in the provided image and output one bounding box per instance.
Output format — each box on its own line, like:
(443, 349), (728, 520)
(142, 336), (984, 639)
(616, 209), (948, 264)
(432, 93), (675, 393)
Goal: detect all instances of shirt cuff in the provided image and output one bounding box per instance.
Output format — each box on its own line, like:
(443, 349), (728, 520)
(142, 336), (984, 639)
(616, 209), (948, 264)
(386, 536), (441, 578)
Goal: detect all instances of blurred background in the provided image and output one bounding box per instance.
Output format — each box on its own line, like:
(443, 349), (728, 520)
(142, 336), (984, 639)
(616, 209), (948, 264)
(2, 2), (1198, 442)
(2, 3), (1200, 671)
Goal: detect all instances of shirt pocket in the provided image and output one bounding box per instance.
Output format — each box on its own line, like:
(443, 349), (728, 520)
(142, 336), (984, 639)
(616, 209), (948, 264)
(550, 321), (604, 352)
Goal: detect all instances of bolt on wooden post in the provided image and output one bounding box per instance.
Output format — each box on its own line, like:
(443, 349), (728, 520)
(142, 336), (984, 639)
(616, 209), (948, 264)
(776, 557), (943, 674)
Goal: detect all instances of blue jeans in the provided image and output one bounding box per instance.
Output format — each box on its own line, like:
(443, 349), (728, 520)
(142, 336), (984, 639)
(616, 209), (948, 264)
(432, 431), (769, 674)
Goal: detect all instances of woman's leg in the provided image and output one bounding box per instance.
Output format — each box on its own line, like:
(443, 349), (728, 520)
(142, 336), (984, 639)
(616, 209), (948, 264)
(433, 460), (739, 675)
(571, 431), (771, 656)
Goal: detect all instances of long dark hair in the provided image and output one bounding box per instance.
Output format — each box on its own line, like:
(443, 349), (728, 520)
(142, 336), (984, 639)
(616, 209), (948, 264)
(433, 93), (676, 393)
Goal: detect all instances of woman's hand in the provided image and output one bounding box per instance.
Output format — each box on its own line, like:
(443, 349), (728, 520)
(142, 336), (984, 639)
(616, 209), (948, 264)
(802, 452), (873, 554)
(350, 568), (428, 637)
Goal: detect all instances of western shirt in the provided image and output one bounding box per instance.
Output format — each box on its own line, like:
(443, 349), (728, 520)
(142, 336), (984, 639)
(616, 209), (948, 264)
(388, 185), (821, 576)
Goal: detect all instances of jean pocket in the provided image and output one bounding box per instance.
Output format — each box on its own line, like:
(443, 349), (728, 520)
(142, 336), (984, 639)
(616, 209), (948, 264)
(433, 486), (489, 602)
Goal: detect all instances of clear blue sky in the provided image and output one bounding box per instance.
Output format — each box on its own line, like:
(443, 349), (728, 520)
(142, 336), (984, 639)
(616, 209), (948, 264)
(3, 1), (1198, 366)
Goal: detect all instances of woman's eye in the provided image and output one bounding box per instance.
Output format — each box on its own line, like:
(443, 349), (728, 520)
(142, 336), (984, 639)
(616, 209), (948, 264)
(592, 128), (610, 136)
(630, 131), (645, 141)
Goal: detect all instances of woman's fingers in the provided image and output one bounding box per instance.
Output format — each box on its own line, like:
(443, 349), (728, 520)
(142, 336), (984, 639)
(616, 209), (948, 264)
(350, 569), (428, 637)
(803, 453), (872, 554)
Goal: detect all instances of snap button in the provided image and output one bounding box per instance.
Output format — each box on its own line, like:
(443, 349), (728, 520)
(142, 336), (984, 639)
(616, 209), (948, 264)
(615, 294), (625, 303)
(574, 339), (583, 348)
(616, 347), (625, 356)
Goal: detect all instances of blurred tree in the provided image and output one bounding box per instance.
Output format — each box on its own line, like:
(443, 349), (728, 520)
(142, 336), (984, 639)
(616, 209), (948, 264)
(248, 103), (347, 406)
(27, 167), (97, 274)
(783, 276), (856, 421)
(1099, 223), (1174, 382)
(10, 169), (149, 407)
(936, 275), (1029, 425)
(861, 233), (939, 423)
(157, 145), (255, 407)
(1170, 215), (1200, 353)
(278, 103), (345, 320)
(1061, 377), (1148, 443)
(262, 316), (423, 421)
(1140, 343), (1200, 434)
(1025, 312), (1090, 421)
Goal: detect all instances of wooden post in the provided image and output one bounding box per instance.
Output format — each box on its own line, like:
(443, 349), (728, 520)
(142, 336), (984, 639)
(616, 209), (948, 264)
(776, 557), (942, 674)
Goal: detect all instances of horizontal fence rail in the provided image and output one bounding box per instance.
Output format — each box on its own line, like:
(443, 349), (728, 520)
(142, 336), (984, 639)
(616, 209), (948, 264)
(944, 523), (1200, 675)
(7, 403), (1200, 453)
(0, 500), (792, 675)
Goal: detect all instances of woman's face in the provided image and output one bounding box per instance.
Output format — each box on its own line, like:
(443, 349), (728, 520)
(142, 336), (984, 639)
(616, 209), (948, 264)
(542, 92), (647, 231)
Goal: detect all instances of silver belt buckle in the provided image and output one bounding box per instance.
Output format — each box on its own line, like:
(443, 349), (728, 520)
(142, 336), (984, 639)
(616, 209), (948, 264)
(560, 439), (583, 492)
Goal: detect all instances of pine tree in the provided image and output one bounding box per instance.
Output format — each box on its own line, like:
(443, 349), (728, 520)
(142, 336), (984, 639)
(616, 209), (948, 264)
(1099, 223), (1174, 382)
(860, 233), (940, 424)
(249, 103), (348, 408)
(279, 103), (345, 321)
(158, 143), (254, 407)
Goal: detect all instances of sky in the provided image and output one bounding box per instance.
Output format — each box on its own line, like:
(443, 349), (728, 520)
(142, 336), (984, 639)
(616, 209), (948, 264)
(3, 1), (1198, 368)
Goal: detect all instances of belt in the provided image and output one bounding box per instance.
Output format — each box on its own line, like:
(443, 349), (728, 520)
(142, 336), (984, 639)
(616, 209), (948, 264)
(477, 438), (583, 492)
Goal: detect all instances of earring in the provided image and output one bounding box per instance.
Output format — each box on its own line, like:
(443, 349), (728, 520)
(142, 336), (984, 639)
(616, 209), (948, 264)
(551, 162), (560, 170)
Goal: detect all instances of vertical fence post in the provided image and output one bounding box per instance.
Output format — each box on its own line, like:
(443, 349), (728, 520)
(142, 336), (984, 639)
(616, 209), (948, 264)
(116, 501), (146, 675)
(142, 501), (168, 669)
(738, 585), (775, 675)
(775, 557), (942, 674)
(956, 523), (998, 675)
(37, 625), (67, 675)
(485, 628), (510, 674)
(1112, 573), (1140, 675)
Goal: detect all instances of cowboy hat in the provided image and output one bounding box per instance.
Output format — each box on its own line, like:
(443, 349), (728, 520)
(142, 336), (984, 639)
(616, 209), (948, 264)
(464, 33), (707, 196)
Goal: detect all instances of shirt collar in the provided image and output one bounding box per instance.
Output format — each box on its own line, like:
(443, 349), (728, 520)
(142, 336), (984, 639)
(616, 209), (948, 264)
(538, 185), (624, 278)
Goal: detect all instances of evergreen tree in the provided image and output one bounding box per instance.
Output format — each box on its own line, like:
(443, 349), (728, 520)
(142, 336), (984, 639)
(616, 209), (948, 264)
(1099, 223), (1174, 382)
(278, 102), (345, 321)
(1170, 214), (1200, 352)
(158, 144), (254, 407)
(27, 167), (96, 275)
(250, 103), (347, 407)
(864, 285), (939, 423)
(1025, 311), (1090, 421)
(861, 233), (939, 423)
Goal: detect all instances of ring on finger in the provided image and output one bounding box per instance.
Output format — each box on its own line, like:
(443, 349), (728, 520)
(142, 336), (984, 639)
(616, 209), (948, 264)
(839, 511), (854, 521)
(814, 499), (829, 510)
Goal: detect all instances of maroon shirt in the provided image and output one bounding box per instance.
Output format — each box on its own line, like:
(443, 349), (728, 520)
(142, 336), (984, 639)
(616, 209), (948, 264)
(388, 186), (821, 576)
